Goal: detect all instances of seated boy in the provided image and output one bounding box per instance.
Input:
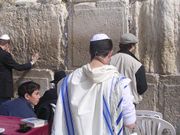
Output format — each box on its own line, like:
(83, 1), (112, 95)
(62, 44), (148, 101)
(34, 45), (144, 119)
(0, 81), (40, 118)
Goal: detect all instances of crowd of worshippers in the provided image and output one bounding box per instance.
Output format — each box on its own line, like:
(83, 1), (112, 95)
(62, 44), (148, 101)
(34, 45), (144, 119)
(0, 33), (147, 135)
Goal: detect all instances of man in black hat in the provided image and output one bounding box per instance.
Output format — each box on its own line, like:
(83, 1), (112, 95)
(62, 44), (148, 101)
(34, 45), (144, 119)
(35, 71), (66, 121)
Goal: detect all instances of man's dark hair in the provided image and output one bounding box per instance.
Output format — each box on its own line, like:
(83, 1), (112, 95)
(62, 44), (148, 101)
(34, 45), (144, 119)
(119, 43), (135, 51)
(90, 39), (113, 60)
(18, 81), (40, 97)
(0, 39), (10, 46)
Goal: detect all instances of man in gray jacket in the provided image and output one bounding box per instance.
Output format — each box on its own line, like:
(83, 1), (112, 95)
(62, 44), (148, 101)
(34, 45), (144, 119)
(110, 33), (147, 105)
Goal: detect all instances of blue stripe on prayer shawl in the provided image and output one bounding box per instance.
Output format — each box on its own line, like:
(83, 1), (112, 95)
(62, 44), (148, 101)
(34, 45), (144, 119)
(117, 125), (124, 135)
(119, 76), (126, 81)
(118, 76), (128, 89)
(117, 98), (123, 108)
(116, 112), (123, 125)
(103, 96), (113, 135)
(119, 76), (128, 89)
(61, 76), (75, 135)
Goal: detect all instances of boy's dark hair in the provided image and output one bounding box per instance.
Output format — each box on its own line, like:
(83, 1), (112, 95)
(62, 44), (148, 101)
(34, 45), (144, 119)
(90, 39), (113, 60)
(0, 39), (10, 46)
(18, 81), (40, 97)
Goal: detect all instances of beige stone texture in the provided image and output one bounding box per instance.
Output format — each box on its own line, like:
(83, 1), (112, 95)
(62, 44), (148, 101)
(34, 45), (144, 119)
(72, 0), (97, 3)
(13, 69), (54, 96)
(136, 84), (158, 110)
(68, 1), (128, 68)
(131, 0), (180, 74)
(158, 75), (180, 134)
(136, 73), (159, 111)
(0, 0), (68, 70)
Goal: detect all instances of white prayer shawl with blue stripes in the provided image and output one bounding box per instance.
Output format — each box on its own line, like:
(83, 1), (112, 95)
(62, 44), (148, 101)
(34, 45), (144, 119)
(51, 64), (133, 135)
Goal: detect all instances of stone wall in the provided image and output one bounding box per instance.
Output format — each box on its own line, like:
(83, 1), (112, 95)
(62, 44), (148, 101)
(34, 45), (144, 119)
(67, 0), (128, 69)
(13, 69), (54, 96)
(0, 0), (180, 134)
(131, 0), (180, 74)
(0, 0), (68, 71)
(0, 0), (68, 95)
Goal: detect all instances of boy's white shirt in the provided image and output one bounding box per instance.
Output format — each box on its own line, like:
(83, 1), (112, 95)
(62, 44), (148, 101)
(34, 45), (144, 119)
(52, 64), (136, 135)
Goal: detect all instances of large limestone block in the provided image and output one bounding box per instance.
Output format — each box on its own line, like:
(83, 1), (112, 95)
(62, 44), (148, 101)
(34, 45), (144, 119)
(158, 75), (180, 134)
(136, 84), (158, 110)
(132, 0), (180, 74)
(136, 73), (159, 111)
(68, 1), (128, 68)
(0, 1), (68, 70)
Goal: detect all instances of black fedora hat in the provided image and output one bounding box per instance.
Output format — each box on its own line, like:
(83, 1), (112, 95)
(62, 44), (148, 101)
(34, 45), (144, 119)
(50, 71), (66, 84)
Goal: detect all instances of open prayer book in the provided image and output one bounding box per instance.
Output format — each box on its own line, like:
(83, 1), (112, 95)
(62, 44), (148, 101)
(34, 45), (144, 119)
(21, 117), (47, 128)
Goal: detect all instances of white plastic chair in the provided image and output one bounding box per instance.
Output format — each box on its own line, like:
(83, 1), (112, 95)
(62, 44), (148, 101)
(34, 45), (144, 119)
(136, 110), (163, 119)
(125, 116), (176, 135)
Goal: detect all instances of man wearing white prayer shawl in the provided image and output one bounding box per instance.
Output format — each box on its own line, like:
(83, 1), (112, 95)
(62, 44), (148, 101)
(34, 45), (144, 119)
(51, 34), (136, 135)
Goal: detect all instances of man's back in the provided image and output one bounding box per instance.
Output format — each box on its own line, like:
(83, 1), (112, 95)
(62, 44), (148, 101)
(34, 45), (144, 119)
(52, 33), (136, 135)
(52, 64), (135, 135)
(110, 52), (142, 103)
(111, 33), (148, 104)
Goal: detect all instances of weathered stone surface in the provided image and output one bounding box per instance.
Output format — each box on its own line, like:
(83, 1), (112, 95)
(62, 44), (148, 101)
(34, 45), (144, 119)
(13, 69), (54, 96)
(159, 75), (180, 84)
(136, 84), (158, 110)
(72, 0), (97, 3)
(142, 74), (159, 111)
(0, 1), (68, 70)
(16, 0), (37, 4)
(145, 73), (159, 84)
(158, 85), (180, 134)
(132, 0), (180, 74)
(68, 1), (128, 68)
(137, 74), (159, 111)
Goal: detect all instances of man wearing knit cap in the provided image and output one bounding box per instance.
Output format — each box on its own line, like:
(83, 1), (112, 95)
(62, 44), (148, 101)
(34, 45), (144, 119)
(110, 33), (148, 105)
(52, 33), (136, 135)
(0, 34), (39, 104)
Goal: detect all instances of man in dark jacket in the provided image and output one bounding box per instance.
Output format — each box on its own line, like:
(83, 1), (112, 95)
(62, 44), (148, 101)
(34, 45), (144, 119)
(110, 33), (147, 105)
(0, 81), (41, 118)
(35, 71), (66, 121)
(0, 34), (39, 105)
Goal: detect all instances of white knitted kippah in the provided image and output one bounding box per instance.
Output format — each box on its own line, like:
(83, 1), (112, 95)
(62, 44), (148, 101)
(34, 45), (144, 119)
(90, 33), (110, 42)
(0, 34), (10, 40)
